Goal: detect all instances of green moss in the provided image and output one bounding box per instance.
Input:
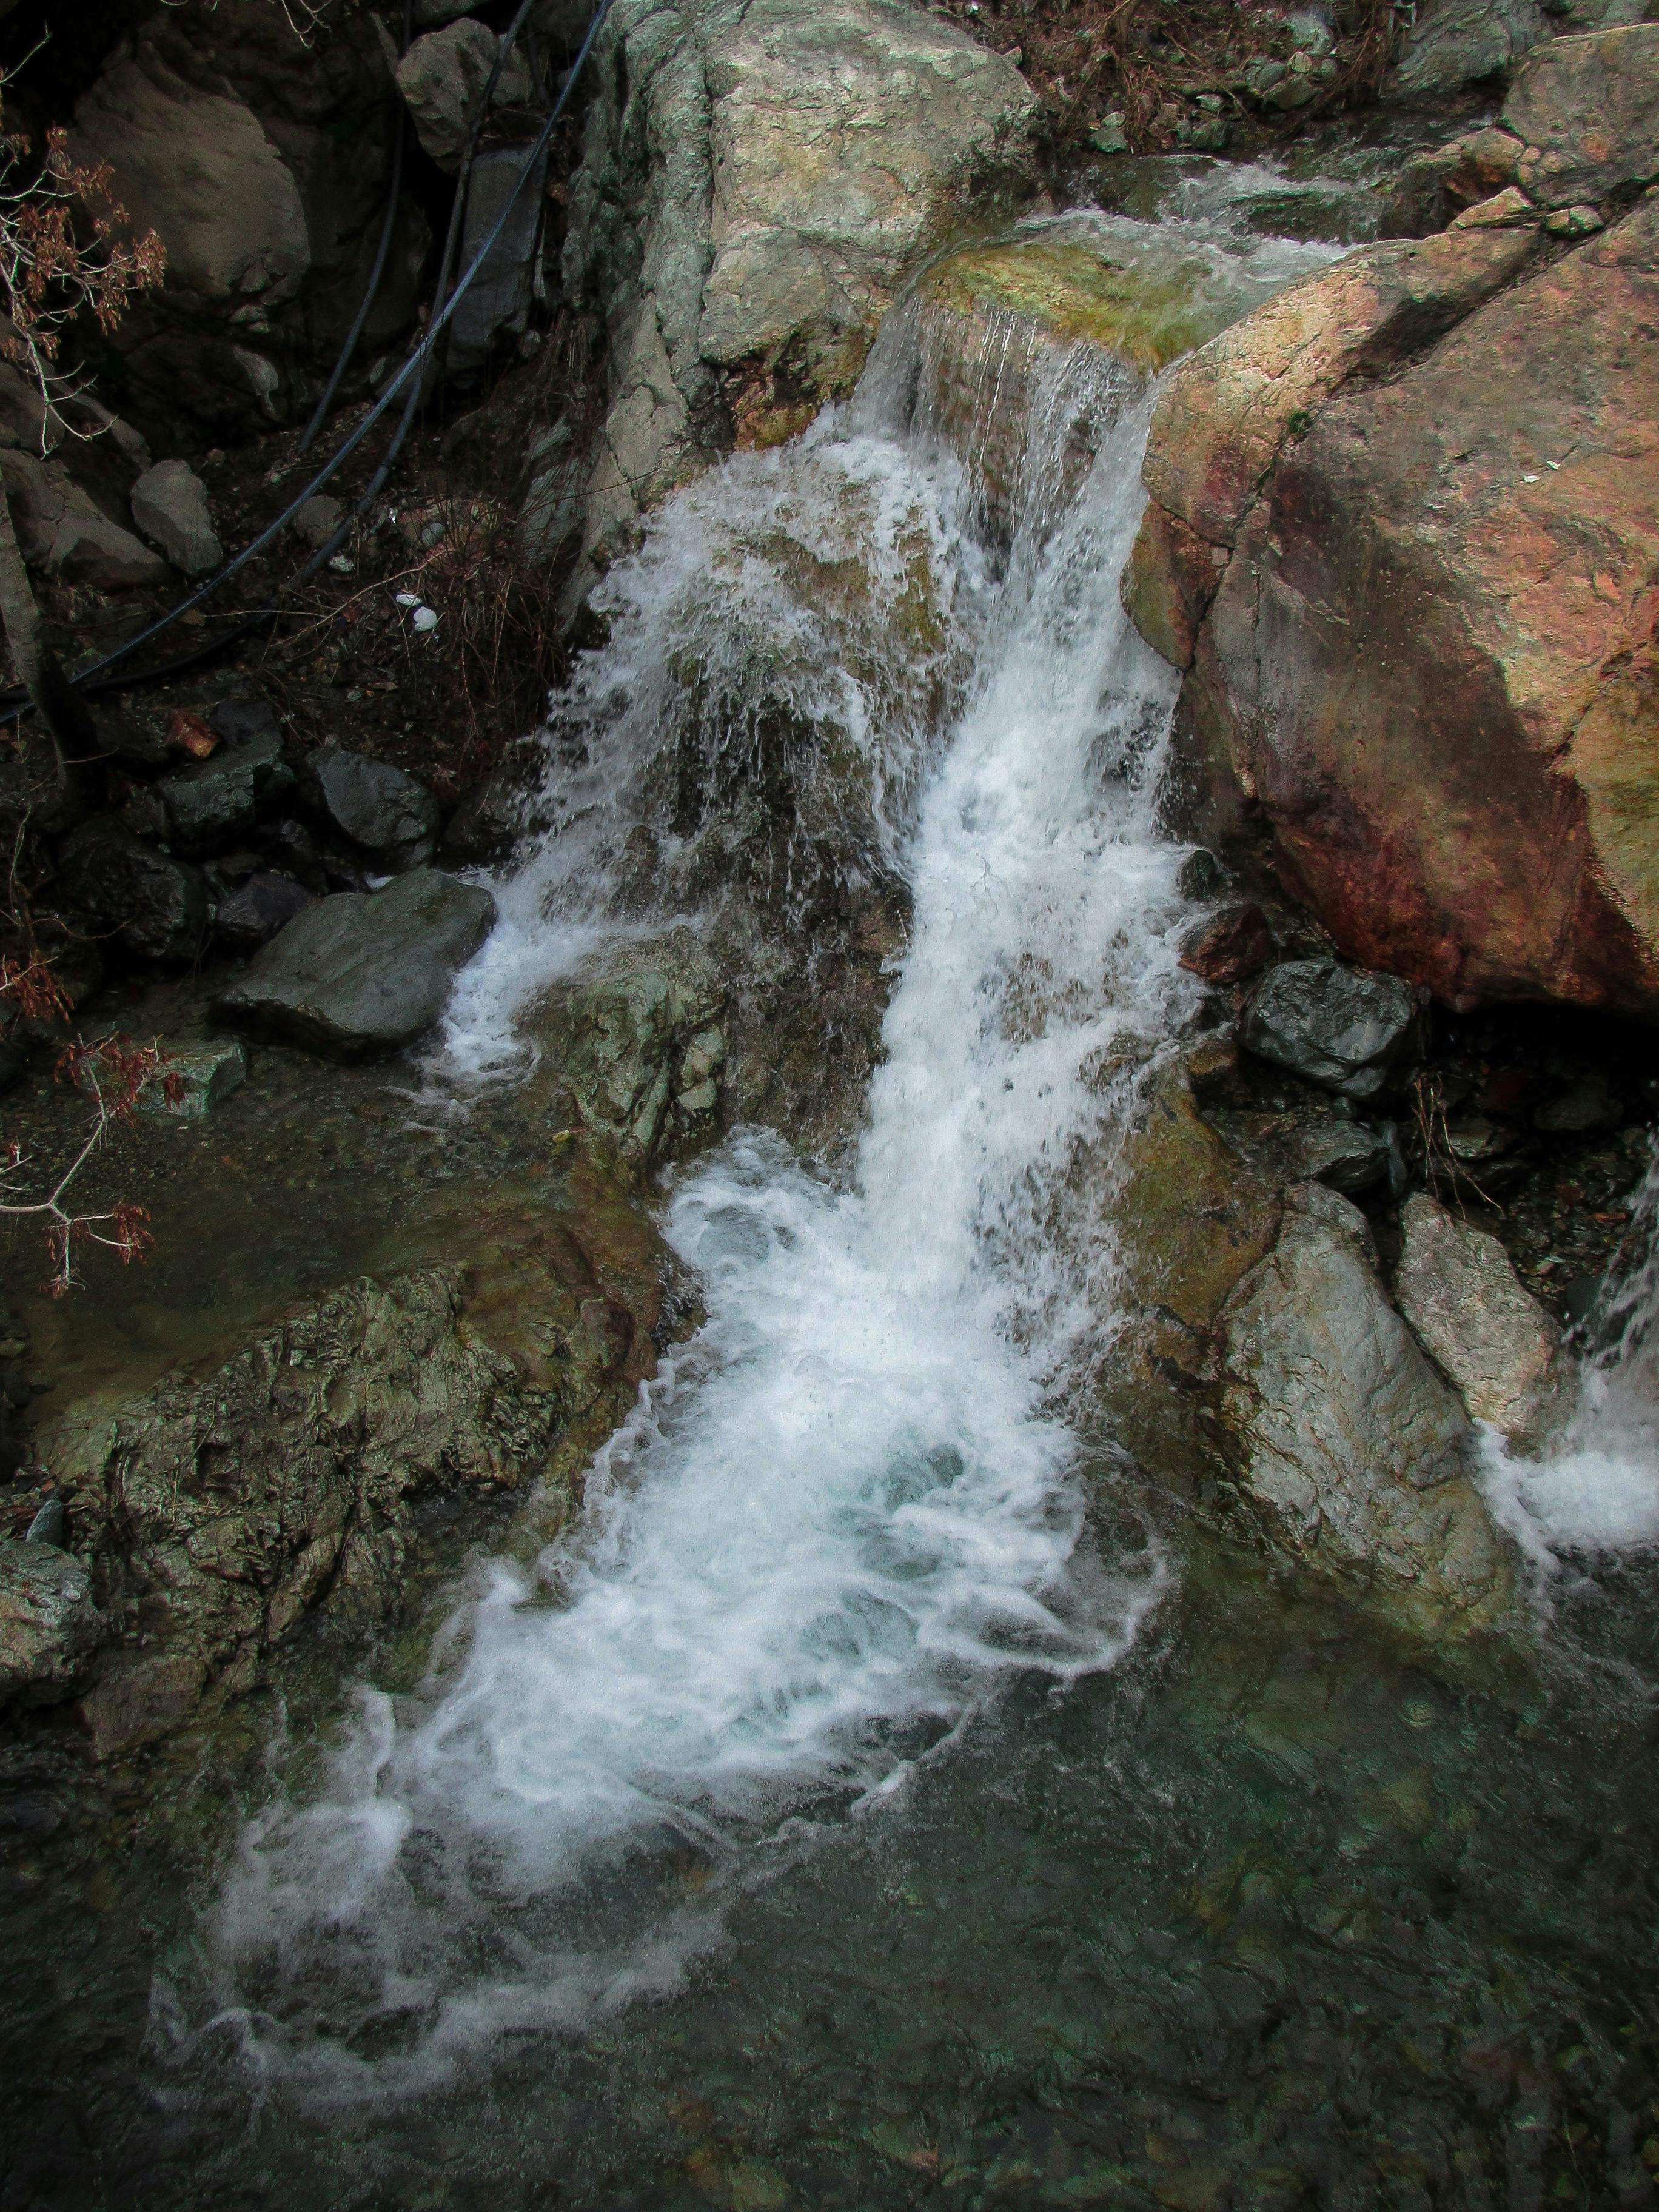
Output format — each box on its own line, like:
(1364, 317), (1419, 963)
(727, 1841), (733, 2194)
(920, 237), (1261, 374)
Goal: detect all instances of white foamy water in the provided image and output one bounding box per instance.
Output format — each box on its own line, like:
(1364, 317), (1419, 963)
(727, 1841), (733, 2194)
(1480, 1143), (1659, 1569)
(203, 266), (1225, 2094)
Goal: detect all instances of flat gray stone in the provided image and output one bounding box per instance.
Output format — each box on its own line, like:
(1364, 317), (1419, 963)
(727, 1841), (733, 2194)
(1242, 959), (1426, 1099)
(215, 867), (496, 1059)
(0, 1543), (102, 1710)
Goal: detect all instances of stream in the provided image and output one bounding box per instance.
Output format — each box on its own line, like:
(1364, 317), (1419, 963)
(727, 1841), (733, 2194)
(4, 210), (1659, 2210)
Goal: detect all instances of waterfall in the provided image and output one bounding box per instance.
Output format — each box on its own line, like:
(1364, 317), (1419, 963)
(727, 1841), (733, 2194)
(1480, 1142), (1659, 1566)
(204, 272), (1210, 2096)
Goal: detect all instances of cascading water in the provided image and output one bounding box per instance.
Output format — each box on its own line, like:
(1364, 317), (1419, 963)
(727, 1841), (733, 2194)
(199, 235), (1291, 2097)
(1480, 1143), (1659, 1566)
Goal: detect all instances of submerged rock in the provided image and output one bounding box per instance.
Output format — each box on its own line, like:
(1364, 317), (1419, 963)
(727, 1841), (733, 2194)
(1241, 960), (1427, 1099)
(0, 1544), (102, 1712)
(1395, 1193), (1575, 1450)
(215, 866), (496, 1059)
(1216, 1186), (1512, 1637)
(135, 1039), (248, 1121)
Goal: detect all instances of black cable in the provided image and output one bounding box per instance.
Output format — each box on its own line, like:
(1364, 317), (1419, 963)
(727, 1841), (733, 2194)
(3, 0), (611, 720)
(297, 0), (414, 457)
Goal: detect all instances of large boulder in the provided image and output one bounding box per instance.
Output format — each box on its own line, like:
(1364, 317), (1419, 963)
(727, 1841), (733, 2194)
(1395, 1194), (1576, 1450)
(1214, 1185), (1514, 1637)
(1384, 0), (1552, 102)
(562, 0), (1034, 569)
(394, 19), (532, 169)
(0, 448), (168, 589)
(215, 866), (496, 1058)
(69, 2), (427, 442)
(1127, 189), (1659, 1016)
(1506, 24), (1659, 206)
(0, 1544), (103, 1712)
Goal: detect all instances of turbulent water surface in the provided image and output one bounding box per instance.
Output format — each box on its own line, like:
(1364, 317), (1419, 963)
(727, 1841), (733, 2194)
(5, 213), (1659, 2211)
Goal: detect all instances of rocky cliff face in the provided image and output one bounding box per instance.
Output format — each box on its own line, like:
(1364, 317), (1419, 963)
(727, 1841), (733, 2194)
(1127, 25), (1659, 1021)
(561, 0), (1034, 574)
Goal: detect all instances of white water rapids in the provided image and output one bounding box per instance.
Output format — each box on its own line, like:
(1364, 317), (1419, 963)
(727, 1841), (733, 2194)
(205, 276), (1210, 2094)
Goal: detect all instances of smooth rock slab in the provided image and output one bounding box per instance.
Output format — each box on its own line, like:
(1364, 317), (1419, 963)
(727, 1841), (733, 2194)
(1395, 1193), (1575, 1450)
(0, 1543), (102, 1710)
(1241, 960), (1427, 1099)
(215, 868), (496, 1059)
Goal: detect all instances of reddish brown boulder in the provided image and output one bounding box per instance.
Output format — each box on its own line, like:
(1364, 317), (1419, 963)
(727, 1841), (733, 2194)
(1128, 193), (1659, 1017)
(1178, 902), (1272, 986)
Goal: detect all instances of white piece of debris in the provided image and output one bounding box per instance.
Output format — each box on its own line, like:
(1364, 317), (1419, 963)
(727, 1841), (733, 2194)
(394, 592), (421, 607)
(411, 606), (439, 632)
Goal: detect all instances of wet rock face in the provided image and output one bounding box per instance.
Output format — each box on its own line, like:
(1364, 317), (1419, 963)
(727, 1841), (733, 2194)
(1215, 1186), (1513, 1637)
(1241, 960), (1427, 1100)
(216, 868), (497, 1059)
(0, 1545), (102, 1712)
(526, 930), (729, 1170)
(36, 1220), (671, 1758)
(1395, 1194), (1576, 1451)
(1127, 122), (1659, 1020)
(563, 0), (1033, 568)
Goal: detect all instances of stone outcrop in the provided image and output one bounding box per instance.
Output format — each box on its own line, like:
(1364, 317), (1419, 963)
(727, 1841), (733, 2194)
(1214, 1185), (1513, 1637)
(1127, 38), (1659, 1019)
(29, 1182), (682, 1755)
(1395, 1193), (1577, 1450)
(561, 0), (1034, 571)
(0, 447), (168, 590)
(69, 2), (427, 441)
(216, 867), (497, 1059)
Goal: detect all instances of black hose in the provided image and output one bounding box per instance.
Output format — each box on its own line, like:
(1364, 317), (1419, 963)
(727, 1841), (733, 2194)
(297, 0), (414, 458)
(3, 0), (611, 720)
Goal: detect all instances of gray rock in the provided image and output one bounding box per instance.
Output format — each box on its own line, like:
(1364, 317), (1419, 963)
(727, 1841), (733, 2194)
(1216, 1184), (1513, 1634)
(291, 494), (344, 550)
(395, 19), (531, 170)
(135, 1038), (248, 1121)
(520, 418), (586, 561)
(56, 817), (209, 966)
(158, 730), (290, 856)
(1386, 0), (1550, 101)
(528, 930), (728, 1162)
(440, 771), (526, 865)
(446, 142), (549, 377)
(563, 0), (1034, 569)
(129, 458), (223, 577)
(302, 746), (439, 869)
(1241, 959), (1427, 1099)
(1504, 24), (1659, 207)
(1395, 1193), (1575, 1450)
(215, 866), (496, 1059)
(1294, 1118), (1390, 1194)
(0, 447), (169, 589)
(0, 1543), (102, 1710)
(1535, 1072), (1621, 1132)
(24, 1498), (66, 1547)
(215, 870), (315, 955)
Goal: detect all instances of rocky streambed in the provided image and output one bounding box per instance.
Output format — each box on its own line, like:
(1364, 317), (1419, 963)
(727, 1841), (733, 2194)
(4, 3), (1659, 2205)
